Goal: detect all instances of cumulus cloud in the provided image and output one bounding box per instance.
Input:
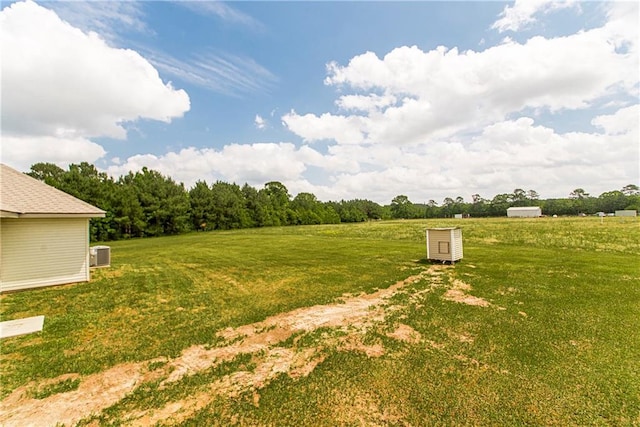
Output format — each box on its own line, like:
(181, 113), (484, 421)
(591, 104), (639, 135)
(492, 0), (579, 33)
(284, 11), (637, 147)
(104, 101), (637, 204)
(106, 143), (314, 188)
(336, 94), (398, 112)
(1, 135), (107, 172)
(317, 109), (638, 203)
(0, 0), (190, 168)
(275, 1), (638, 202)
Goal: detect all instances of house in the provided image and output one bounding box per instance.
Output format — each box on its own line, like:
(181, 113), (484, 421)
(0, 164), (105, 292)
(507, 206), (542, 218)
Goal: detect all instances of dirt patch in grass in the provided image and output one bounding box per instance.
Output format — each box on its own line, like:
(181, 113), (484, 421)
(0, 266), (448, 427)
(387, 324), (422, 344)
(442, 279), (491, 307)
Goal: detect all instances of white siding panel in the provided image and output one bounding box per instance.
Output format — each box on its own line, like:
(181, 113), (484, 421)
(452, 228), (463, 260)
(0, 218), (89, 292)
(426, 228), (463, 262)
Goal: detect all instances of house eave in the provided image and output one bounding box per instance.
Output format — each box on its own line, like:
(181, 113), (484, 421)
(1, 212), (105, 219)
(20, 213), (105, 219)
(0, 210), (20, 218)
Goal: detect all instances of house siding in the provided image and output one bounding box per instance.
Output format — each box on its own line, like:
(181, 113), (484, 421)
(0, 218), (89, 292)
(426, 228), (463, 262)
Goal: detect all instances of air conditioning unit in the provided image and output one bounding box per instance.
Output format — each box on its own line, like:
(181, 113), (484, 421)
(90, 246), (111, 268)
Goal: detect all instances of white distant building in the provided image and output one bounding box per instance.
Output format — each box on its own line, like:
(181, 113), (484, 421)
(507, 206), (542, 218)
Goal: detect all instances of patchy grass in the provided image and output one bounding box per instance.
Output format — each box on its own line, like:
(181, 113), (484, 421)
(29, 377), (81, 400)
(1, 217), (639, 425)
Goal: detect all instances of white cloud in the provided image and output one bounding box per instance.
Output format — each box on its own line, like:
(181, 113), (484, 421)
(255, 115), (267, 130)
(106, 143), (313, 188)
(0, 0), (190, 169)
(103, 102), (638, 204)
(146, 49), (277, 97)
(591, 104), (639, 135)
(492, 0), (579, 33)
(285, 11), (637, 148)
(1, 135), (107, 172)
(282, 111), (368, 145)
(336, 94), (397, 112)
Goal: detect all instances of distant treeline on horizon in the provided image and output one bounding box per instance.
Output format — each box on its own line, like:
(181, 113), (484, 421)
(25, 162), (640, 242)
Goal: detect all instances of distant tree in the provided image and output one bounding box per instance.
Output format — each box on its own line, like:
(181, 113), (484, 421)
(390, 195), (414, 219)
(542, 198), (575, 216)
(470, 194), (488, 217)
(510, 188), (527, 206)
(129, 167), (190, 236)
(358, 199), (384, 220)
(621, 184), (640, 196)
(189, 181), (214, 230)
(569, 188), (589, 199)
(329, 200), (365, 222)
(242, 184), (270, 227)
(490, 193), (511, 216)
(209, 181), (251, 230)
(263, 181), (291, 226)
(425, 199), (439, 218)
(52, 162), (115, 240)
(527, 189), (540, 201)
(596, 190), (627, 213)
(28, 162), (65, 187)
(291, 192), (322, 225)
(453, 196), (465, 214)
(441, 197), (455, 217)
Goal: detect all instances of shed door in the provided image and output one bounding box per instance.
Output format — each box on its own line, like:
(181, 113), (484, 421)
(1, 218), (90, 292)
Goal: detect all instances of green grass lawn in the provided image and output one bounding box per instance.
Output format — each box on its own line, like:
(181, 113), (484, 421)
(1, 217), (639, 425)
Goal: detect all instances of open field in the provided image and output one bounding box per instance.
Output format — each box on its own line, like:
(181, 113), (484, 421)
(1, 217), (639, 426)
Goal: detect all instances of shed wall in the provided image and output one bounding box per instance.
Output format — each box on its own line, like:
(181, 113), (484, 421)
(507, 207), (542, 218)
(426, 229), (463, 262)
(0, 218), (90, 292)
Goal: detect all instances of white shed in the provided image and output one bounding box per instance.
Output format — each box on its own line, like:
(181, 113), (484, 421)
(0, 164), (105, 292)
(507, 206), (542, 218)
(426, 227), (463, 263)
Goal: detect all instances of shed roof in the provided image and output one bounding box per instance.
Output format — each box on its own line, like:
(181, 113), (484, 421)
(0, 164), (105, 218)
(507, 206), (541, 211)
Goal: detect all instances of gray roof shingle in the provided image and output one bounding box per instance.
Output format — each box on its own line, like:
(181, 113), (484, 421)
(0, 164), (105, 217)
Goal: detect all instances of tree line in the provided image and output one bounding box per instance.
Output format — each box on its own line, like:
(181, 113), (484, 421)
(391, 186), (639, 220)
(27, 162), (639, 242)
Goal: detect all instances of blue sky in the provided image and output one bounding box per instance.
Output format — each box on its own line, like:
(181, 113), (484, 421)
(1, 1), (638, 204)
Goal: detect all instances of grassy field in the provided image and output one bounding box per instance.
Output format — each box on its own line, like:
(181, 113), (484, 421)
(1, 216), (639, 425)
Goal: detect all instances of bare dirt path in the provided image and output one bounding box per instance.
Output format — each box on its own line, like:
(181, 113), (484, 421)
(0, 265), (461, 426)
